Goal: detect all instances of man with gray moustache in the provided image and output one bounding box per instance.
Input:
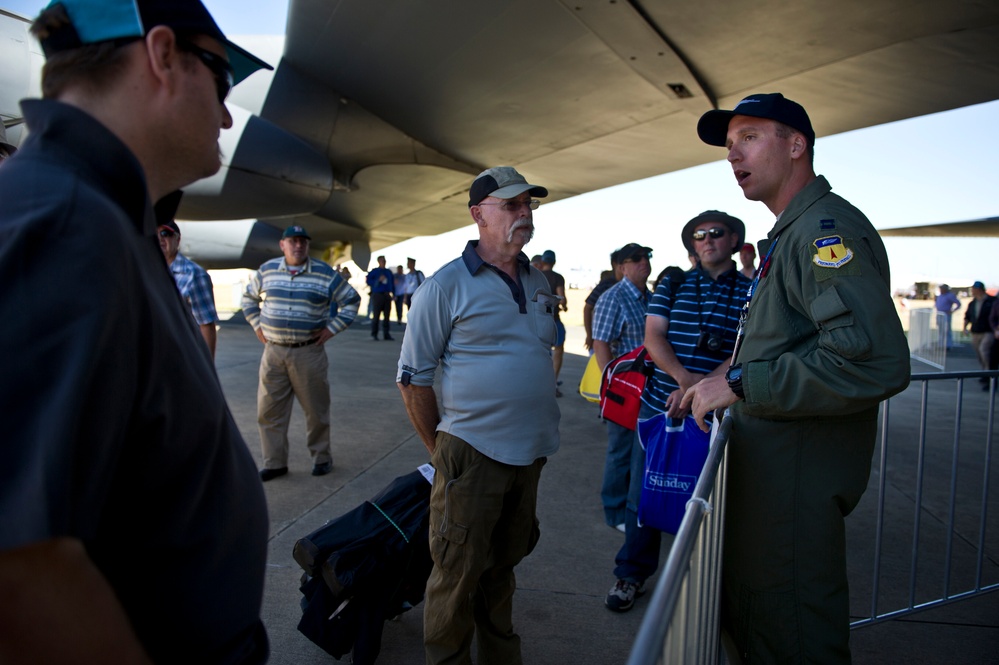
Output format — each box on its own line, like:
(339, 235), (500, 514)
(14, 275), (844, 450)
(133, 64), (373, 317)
(397, 166), (559, 665)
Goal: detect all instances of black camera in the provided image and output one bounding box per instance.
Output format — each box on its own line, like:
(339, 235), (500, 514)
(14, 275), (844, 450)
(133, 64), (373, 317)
(697, 330), (724, 354)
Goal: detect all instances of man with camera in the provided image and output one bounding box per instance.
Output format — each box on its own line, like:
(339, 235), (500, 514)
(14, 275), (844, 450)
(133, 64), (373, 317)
(605, 211), (750, 612)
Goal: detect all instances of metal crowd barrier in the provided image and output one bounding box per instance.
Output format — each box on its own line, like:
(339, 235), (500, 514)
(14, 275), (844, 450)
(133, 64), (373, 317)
(853, 370), (998, 628)
(626, 416), (730, 665)
(626, 370), (998, 665)
(908, 308), (947, 370)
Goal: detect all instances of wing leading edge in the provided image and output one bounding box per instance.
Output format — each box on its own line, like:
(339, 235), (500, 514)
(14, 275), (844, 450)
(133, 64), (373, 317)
(6, 2), (998, 268)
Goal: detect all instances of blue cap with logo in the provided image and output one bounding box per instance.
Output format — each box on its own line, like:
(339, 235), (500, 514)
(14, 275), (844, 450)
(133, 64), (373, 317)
(282, 225), (311, 240)
(36, 0), (272, 85)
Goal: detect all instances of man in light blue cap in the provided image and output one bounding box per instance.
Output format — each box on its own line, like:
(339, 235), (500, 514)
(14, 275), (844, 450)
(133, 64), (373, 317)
(0, 1), (272, 662)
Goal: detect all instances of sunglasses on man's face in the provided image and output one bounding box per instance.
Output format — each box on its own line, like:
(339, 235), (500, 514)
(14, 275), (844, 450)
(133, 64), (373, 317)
(159, 229), (176, 238)
(176, 39), (235, 104)
(691, 227), (728, 242)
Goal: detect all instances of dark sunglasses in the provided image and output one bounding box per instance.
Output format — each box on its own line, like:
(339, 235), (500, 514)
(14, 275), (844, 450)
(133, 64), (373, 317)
(158, 229), (176, 238)
(623, 252), (651, 263)
(691, 227), (728, 242)
(177, 39), (234, 104)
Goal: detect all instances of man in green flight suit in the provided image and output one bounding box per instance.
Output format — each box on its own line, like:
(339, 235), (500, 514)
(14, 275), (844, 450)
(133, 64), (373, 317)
(682, 93), (911, 663)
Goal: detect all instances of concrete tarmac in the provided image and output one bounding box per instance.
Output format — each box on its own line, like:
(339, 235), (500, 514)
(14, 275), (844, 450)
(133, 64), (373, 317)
(213, 316), (998, 664)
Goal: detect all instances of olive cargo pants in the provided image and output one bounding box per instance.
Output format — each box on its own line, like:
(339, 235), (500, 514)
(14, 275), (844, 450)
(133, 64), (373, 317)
(424, 432), (545, 665)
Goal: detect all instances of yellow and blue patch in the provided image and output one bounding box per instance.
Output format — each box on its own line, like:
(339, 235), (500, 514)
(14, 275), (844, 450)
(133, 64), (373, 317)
(810, 235), (861, 281)
(812, 235), (853, 268)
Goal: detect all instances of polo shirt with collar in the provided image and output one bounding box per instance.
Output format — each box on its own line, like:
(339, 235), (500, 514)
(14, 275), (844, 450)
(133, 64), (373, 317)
(397, 240), (560, 465)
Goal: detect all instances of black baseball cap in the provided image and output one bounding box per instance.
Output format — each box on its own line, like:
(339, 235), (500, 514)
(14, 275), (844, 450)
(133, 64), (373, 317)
(617, 243), (652, 262)
(697, 93), (814, 148)
(154, 190), (183, 234)
(36, 0), (272, 85)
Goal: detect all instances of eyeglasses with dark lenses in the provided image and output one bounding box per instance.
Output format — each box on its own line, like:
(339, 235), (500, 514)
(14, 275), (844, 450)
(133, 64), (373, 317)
(159, 229), (176, 238)
(691, 227), (728, 242)
(176, 39), (234, 104)
(624, 253), (651, 263)
(477, 199), (541, 212)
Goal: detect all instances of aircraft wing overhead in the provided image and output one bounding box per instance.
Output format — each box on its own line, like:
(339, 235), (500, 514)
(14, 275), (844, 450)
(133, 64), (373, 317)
(234, 0), (999, 266)
(4, 1), (999, 268)
(879, 217), (999, 238)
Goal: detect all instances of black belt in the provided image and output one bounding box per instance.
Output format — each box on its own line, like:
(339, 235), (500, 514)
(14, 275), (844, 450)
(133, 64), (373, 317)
(270, 339), (315, 348)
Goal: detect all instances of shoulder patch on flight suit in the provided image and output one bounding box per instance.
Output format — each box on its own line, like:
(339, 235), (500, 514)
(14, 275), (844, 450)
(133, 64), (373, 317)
(811, 235), (860, 280)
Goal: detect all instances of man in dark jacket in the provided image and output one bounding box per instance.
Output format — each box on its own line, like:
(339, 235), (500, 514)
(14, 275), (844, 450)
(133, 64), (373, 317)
(964, 280), (996, 377)
(0, 1), (273, 662)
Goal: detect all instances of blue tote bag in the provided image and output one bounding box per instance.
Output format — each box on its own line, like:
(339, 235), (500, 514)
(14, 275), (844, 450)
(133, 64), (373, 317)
(637, 414), (710, 534)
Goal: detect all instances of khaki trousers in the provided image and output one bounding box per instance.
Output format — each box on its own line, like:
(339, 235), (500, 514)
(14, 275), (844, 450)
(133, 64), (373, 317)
(424, 432), (545, 665)
(257, 342), (331, 469)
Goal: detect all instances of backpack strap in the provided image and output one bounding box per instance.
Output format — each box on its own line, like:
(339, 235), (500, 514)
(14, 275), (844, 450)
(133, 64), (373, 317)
(666, 270), (686, 311)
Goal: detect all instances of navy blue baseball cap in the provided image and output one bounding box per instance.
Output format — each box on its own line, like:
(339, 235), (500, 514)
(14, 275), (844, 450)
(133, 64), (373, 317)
(697, 93), (815, 148)
(282, 225), (311, 240)
(36, 0), (272, 85)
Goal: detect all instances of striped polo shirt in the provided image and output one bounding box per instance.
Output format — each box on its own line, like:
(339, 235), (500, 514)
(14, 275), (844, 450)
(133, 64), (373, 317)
(642, 266), (750, 413)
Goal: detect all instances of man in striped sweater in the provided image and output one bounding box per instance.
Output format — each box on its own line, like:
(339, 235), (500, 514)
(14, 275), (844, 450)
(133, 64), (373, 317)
(243, 225), (361, 481)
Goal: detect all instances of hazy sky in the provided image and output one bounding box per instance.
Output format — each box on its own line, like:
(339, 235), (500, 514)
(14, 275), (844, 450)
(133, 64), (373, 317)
(6, 0), (997, 291)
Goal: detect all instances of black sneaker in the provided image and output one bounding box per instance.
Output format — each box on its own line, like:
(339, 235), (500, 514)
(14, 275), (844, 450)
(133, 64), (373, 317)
(259, 467), (288, 482)
(605, 579), (645, 612)
(312, 461), (333, 476)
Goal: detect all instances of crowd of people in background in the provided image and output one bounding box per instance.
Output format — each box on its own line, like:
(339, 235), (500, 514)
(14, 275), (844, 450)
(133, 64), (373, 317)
(1, 9), (991, 660)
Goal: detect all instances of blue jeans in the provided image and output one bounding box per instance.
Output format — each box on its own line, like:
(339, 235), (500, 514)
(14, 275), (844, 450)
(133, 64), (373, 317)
(613, 401), (670, 584)
(601, 421), (635, 527)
